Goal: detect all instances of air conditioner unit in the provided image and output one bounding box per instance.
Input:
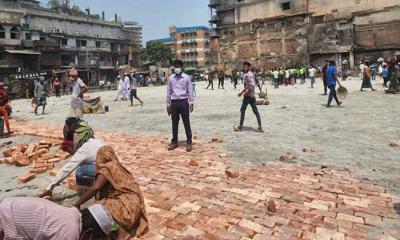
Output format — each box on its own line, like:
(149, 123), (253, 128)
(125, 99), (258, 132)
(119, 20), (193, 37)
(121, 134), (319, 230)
(42, 27), (47, 32)
(73, 32), (80, 36)
(56, 28), (62, 33)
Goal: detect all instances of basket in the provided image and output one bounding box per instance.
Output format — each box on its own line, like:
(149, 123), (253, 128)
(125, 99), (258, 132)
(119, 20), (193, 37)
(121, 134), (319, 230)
(337, 86), (348, 99)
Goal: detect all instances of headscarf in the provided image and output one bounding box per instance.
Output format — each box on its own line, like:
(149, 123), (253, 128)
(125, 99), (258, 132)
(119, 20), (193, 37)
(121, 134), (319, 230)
(74, 121), (94, 151)
(95, 146), (149, 237)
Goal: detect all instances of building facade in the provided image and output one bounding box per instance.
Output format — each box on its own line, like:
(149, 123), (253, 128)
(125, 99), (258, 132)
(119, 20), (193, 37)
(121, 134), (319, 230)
(0, 0), (140, 85)
(155, 26), (211, 70)
(209, 0), (400, 71)
(123, 21), (143, 44)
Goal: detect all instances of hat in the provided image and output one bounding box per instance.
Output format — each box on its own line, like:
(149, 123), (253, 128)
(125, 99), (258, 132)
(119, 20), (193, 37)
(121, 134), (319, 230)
(69, 68), (78, 77)
(88, 204), (114, 235)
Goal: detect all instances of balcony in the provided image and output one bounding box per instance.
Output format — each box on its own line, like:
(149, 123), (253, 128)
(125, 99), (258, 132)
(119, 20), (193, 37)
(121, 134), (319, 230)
(33, 40), (59, 48)
(209, 15), (221, 24)
(208, 0), (221, 8)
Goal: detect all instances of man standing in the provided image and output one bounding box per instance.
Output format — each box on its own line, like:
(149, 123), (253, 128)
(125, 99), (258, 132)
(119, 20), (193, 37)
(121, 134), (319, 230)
(308, 65), (317, 88)
(272, 68), (279, 89)
(70, 68), (89, 118)
(231, 69), (238, 89)
(53, 78), (61, 98)
(34, 77), (47, 115)
(234, 61), (263, 133)
(322, 60), (329, 95)
(206, 72), (214, 90)
(326, 60), (343, 108)
(166, 60), (194, 152)
(129, 72), (144, 106)
(218, 70), (225, 89)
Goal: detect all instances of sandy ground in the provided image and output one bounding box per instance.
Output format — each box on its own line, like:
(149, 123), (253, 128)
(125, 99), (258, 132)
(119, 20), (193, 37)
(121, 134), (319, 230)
(3, 76), (400, 196)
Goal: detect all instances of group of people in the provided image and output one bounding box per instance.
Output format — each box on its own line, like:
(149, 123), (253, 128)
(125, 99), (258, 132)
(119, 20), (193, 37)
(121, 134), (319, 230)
(1, 78), (149, 239)
(115, 72), (144, 107)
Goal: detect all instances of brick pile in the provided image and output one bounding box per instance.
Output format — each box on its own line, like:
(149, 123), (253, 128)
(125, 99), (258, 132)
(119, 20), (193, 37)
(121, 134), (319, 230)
(0, 139), (70, 183)
(9, 120), (400, 239)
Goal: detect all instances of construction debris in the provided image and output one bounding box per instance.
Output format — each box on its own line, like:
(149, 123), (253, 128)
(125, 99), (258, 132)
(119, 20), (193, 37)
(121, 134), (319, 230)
(0, 140), (70, 183)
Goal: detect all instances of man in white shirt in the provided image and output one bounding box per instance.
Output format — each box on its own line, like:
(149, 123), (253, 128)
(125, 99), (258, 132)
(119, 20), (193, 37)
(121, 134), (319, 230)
(69, 68), (89, 118)
(130, 73), (144, 106)
(359, 62), (365, 81)
(272, 68), (279, 89)
(122, 72), (131, 100)
(40, 123), (105, 198)
(308, 65), (317, 88)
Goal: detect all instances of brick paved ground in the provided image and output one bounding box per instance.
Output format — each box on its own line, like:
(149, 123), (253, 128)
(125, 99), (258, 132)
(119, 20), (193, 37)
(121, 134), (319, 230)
(11, 119), (400, 240)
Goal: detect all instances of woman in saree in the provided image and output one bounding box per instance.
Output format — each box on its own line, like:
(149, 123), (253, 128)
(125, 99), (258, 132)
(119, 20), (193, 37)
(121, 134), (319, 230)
(74, 146), (149, 239)
(386, 59), (400, 94)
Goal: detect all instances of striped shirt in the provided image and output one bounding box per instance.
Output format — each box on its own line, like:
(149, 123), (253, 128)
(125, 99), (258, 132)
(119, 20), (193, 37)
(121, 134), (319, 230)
(0, 197), (81, 240)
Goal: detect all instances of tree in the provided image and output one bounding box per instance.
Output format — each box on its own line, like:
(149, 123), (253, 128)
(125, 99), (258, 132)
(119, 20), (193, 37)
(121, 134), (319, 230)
(47, 0), (60, 10)
(141, 41), (173, 65)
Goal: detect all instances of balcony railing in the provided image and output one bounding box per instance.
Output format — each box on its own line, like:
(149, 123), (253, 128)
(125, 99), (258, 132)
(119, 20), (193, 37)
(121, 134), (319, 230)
(208, 0), (222, 8)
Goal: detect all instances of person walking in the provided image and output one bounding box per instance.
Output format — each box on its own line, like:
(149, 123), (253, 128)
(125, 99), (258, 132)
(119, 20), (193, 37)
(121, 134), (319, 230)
(53, 78), (61, 98)
(206, 72), (213, 90)
(360, 60), (375, 91)
(382, 64), (389, 87)
(69, 68), (89, 118)
(326, 60), (343, 108)
(166, 60), (194, 152)
(234, 61), (263, 133)
(218, 70), (225, 89)
(114, 75), (124, 101)
(322, 60), (329, 95)
(122, 72), (131, 100)
(129, 73), (144, 106)
(308, 65), (317, 88)
(272, 68), (279, 89)
(386, 59), (399, 94)
(231, 69), (238, 89)
(34, 77), (47, 115)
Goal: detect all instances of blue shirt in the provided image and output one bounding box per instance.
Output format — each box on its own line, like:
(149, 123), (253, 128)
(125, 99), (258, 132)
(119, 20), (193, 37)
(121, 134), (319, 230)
(326, 66), (337, 86)
(382, 68), (388, 78)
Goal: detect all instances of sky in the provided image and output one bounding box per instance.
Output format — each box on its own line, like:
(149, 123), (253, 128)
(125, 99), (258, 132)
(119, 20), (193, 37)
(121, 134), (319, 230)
(39, 0), (210, 43)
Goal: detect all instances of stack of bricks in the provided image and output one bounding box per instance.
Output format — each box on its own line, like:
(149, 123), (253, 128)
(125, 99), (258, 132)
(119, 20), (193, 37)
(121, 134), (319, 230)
(0, 138), (70, 183)
(10, 120), (400, 239)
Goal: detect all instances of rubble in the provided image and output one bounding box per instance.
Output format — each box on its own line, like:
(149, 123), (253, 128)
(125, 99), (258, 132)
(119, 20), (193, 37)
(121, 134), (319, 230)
(189, 159), (199, 167)
(18, 173), (36, 183)
(266, 200), (277, 213)
(389, 140), (399, 147)
(0, 140), (69, 182)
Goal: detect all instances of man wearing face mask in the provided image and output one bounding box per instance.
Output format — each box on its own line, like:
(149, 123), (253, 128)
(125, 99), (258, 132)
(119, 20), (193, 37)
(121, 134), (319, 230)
(166, 60), (194, 152)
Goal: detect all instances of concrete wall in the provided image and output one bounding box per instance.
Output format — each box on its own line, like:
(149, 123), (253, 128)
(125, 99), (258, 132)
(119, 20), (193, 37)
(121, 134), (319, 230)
(235, 0), (307, 23)
(309, 0), (400, 18)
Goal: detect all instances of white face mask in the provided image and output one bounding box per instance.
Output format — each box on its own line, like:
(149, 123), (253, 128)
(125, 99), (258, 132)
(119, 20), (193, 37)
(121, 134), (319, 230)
(175, 68), (182, 75)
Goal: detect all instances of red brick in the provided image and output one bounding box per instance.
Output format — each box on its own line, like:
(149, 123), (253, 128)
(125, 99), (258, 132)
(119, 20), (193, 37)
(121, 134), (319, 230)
(30, 167), (48, 174)
(18, 173), (36, 183)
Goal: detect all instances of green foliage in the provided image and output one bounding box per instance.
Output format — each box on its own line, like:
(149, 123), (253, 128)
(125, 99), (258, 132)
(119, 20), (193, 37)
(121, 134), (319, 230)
(141, 41), (173, 65)
(47, 0), (60, 10)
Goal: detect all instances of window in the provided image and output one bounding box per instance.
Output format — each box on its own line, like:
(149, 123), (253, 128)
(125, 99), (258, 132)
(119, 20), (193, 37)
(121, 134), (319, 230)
(60, 38), (68, 46)
(76, 40), (87, 48)
(96, 41), (101, 48)
(282, 2), (291, 10)
(0, 25), (5, 39)
(10, 27), (20, 39)
(25, 32), (32, 40)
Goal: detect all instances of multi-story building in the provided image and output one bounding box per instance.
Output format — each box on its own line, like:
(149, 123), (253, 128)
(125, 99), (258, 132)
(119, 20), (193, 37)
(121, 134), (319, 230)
(0, 0), (140, 85)
(209, 0), (400, 70)
(123, 21), (143, 45)
(155, 26), (210, 70)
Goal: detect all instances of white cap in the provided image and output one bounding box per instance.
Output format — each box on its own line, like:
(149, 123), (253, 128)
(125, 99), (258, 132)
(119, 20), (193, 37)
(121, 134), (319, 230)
(88, 204), (114, 235)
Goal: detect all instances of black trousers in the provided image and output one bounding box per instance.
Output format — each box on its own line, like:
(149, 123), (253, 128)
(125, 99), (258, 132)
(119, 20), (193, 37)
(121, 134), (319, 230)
(55, 86), (61, 97)
(323, 80), (328, 94)
(240, 96), (262, 127)
(233, 79), (238, 89)
(171, 99), (192, 145)
(218, 79), (224, 89)
(207, 80), (214, 90)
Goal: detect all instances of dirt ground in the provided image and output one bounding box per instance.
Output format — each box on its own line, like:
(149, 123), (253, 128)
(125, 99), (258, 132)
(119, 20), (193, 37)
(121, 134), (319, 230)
(4, 76), (400, 196)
